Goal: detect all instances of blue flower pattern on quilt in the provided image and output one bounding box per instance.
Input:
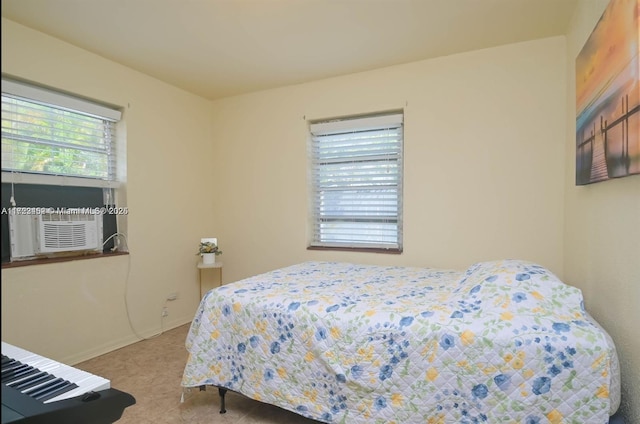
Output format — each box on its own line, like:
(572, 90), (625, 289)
(182, 260), (619, 423)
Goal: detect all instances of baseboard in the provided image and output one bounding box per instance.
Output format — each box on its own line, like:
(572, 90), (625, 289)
(65, 316), (193, 366)
(65, 333), (144, 366)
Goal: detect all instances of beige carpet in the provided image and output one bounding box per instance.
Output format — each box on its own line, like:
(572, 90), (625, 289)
(76, 323), (320, 424)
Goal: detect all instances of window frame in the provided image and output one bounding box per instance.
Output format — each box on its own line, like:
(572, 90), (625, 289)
(308, 111), (404, 253)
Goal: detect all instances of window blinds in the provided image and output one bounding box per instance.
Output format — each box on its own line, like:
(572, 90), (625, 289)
(1, 79), (120, 187)
(309, 112), (403, 250)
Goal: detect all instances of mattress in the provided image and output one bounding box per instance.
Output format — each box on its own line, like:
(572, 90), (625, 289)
(182, 259), (621, 423)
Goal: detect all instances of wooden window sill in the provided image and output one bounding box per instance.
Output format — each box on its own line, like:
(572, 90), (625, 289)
(1, 251), (129, 269)
(307, 246), (402, 254)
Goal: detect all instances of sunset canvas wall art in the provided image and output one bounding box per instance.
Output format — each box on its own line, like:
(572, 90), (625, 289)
(576, 0), (640, 185)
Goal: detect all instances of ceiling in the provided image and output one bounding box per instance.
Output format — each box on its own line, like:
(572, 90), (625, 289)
(1, 0), (578, 100)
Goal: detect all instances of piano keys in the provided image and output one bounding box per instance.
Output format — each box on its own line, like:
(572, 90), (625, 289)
(1, 342), (135, 424)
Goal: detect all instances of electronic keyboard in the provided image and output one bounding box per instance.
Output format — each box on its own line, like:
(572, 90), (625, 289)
(1, 342), (135, 424)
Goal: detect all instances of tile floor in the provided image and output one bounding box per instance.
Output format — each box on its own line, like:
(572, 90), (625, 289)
(77, 324), (320, 424)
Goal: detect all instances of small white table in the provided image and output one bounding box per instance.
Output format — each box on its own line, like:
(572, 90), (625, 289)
(197, 261), (223, 298)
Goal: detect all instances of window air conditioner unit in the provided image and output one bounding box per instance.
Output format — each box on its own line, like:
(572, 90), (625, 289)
(8, 209), (103, 260)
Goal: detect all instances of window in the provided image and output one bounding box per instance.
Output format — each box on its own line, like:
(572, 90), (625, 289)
(1, 78), (120, 183)
(309, 112), (403, 252)
(1, 78), (123, 263)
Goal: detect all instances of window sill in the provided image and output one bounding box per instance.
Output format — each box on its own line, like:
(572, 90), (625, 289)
(307, 246), (402, 254)
(1, 251), (129, 269)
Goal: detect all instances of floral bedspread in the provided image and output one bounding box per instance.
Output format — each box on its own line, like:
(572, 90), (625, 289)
(182, 260), (620, 423)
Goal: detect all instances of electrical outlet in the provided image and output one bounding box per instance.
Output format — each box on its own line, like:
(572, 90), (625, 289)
(167, 292), (178, 301)
(161, 307), (169, 317)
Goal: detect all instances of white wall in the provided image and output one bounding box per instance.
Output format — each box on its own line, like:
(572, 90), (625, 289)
(564, 1), (640, 422)
(1, 18), (214, 364)
(211, 37), (568, 285)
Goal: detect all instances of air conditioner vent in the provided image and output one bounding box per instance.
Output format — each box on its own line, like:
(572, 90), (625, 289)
(37, 212), (101, 253)
(42, 223), (88, 249)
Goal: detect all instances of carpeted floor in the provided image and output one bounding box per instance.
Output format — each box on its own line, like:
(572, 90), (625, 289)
(76, 323), (319, 424)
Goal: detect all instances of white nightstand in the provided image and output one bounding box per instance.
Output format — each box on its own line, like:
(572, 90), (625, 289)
(197, 261), (223, 298)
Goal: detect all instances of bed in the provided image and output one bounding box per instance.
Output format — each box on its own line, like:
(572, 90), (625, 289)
(181, 259), (621, 423)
